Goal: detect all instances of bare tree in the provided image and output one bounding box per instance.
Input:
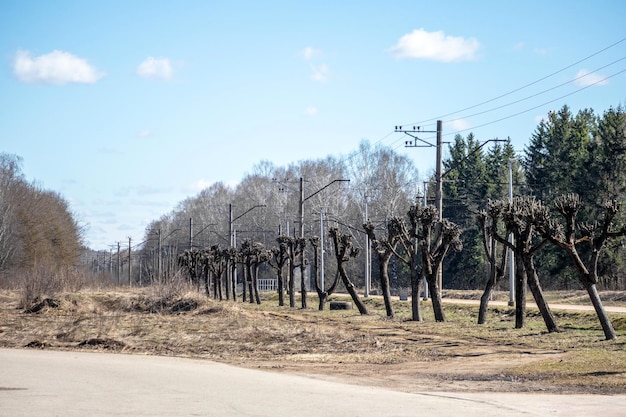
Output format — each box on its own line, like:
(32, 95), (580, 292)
(363, 220), (398, 318)
(476, 209), (509, 324)
(488, 198), (560, 332)
(268, 235), (290, 306)
(329, 227), (368, 315)
(535, 194), (625, 340)
(309, 236), (341, 311)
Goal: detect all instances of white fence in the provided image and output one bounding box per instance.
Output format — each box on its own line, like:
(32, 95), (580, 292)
(258, 279), (278, 292)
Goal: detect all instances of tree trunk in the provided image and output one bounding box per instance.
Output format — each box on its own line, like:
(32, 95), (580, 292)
(252, 264), (261, 305)
(410, 254), (422, 322)
(426, 271), (445, 322)
(300, 260), (307, 309)
(378, 252), (394, 318)
(584, 281), (618, 340)
(338, 263), (368, 315)
(523, 255), (560, 333)
(277, 268), (285, 307)
(478, 283), (494, 325)
(230, 262), (237, 302)
(514, 249), (526, 329)
(288, 264), (296, 308)
(318, 292), (328, 311)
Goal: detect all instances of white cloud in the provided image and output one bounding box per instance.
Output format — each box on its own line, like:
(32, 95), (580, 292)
(304, 106), (318, 116)
(573, 69), (608, 87)
(13, 49), (104, 84)
(445, 118), (472, 132)
(310, 63), (329, 82)
(136, 56), (174, 80)
(302, 46), (321, 60)
(390, 28), (480, 62)
(137, 130), (153, 138)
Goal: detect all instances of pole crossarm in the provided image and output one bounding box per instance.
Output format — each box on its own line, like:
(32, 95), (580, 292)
(441, 138), (508, 179)
(232, 204), (266, 223)
(395, 125), (438, 148)
(304, 179), (350, 202)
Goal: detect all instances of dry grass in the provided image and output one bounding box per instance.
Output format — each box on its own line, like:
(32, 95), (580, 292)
(1, 287), (625, 394)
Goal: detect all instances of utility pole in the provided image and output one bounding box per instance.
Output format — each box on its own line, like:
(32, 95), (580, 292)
(157, 229), (162, 284)
(189, 217), (193, 251)
(128, 237), (132, 286)
(508, 159), (516, 306)
(117, 241), (121, 286)
(319, 208), (325, 293)
(396, 120), (443, 290)
(364, 194), (370, 297)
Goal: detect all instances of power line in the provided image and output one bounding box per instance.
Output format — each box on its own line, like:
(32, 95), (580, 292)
(443, 56), (626, 127)
(444, 68), (626, 137)
(401, 37), (626, 127)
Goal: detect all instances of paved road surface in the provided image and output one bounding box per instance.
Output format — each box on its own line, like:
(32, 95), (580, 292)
(1, 348), (625, 417)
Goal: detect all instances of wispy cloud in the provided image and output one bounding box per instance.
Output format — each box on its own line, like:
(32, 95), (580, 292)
(137, 130), (153, 138)
(13, 49), (105, 84)
(136, 56), (174, 80)
(310, 63), (329, 82)
(573, 69), (609, 87)
(390, 29), (480, 62)
(301, 46), (329, 82)
(304, 105), (318, 116)
(445, 118), (472, 132)
(301, 46), (321, 60)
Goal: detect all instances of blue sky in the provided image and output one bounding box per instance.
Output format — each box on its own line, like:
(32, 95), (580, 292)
(1, 1), (624, 250)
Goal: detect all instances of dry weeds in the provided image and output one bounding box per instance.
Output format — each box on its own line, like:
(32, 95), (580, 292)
(1, 288), (625, 394)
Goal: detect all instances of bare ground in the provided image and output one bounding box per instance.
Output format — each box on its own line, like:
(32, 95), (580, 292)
(1, 288), (625, 395)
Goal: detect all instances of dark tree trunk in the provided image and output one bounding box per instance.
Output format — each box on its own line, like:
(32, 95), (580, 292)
(288, 263), (296, 308)
(410, 253), (422, 322)
(514, 249), (526, 329)
(300, 259), (307, 309)
(378, 251), (394, 318)
(584, 281), (617, 340)
(425, 270), (445, 322)
(252, 264), (261, 305)
(277, 268), (285, 307)
(337, 262), (368, 315)
(523, 255), (560, 333)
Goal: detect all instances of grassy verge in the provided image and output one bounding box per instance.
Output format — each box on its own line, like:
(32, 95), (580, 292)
(0, 287), (624, 394)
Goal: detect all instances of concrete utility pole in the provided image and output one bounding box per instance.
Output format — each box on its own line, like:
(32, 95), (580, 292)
(128, 237), (132, 286)
(508, 159), (516, 306)
(364, 194), (371, 297)
(396, 121), (443, 290)
(298, 178), (350, 297)
(117, 242), (121, 286)
(189, 217), (193, 251)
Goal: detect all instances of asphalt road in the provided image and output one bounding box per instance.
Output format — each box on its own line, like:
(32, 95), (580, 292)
(2, 348), (625, 417)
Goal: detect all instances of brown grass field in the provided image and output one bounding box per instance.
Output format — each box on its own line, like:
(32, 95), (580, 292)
(1, 286), (625, 394)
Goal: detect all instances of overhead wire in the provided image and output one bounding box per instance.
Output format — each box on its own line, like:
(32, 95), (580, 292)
(400, 36), (626, 128)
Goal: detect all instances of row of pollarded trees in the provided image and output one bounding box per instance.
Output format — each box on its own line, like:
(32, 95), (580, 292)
(477, 194), (626, 340)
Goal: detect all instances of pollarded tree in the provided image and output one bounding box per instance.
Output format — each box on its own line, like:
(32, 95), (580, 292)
(534, 194), (625, 340)
(268, 235), (290, 306)
(363, 220), (399, 318)
(329, 227), (368, 315)
(388, 215), (424, 321)
(476, 208), (509, 324)
(309, 236), (341, 311)
(240, 239), (268, 305)
(410, 206), (462, 322)
(287, 236), (306, 308)
(487, 197), (560, 332)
